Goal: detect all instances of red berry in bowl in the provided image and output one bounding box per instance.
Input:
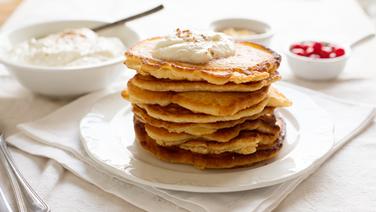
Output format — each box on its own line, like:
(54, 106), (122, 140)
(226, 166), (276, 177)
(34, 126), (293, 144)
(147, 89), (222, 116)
(309, 54), (320, 59)
(299, 44), (309, 51)
(292, 44), (309, 50)
(291, 48), (306, 56)
(305, 47), (314, 56)
(291, 44), (303, 49)
(312, 42), (322, 54)
(322, 46), (332, 53)
(335, 48), (345, 57)
(319, 49), (331, 58)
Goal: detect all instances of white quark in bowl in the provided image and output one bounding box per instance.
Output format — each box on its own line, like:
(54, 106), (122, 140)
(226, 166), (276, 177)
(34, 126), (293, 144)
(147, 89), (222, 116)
(8, 28), (125, 67)
(0, 20), (139, 97)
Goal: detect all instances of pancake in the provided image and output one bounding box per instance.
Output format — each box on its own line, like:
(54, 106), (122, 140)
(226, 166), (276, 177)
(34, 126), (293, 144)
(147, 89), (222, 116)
(133, 87), (291, 123)
(147, 126), (279, 154)
(125, 37), (281, 85)
(178, 131), (261, 155)
(130, 72), (281, 92)
(133, 104), (275, 135)
(178, 131), (279, 155)
(135, 99), (267, 123)
(126, 80), (269, 116)
(135, 119), (284, 169)
(142, 117), (280, 144)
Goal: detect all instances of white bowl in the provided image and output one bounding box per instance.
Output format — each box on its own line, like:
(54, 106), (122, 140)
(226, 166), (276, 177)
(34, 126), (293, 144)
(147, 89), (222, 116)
(285, 41), (351, 81)
(0, 20), (139, 97)
(210, 18), (273, 47)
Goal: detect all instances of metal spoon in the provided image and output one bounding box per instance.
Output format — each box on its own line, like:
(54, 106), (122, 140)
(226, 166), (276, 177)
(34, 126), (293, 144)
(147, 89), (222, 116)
(0, 131), (50, 212)
(92, 4), (164, 32)
(0, 178), (13, 212)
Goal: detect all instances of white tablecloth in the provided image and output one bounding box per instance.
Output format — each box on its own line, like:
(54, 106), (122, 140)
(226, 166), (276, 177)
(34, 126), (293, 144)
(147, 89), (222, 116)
(1, 0), (376, 211)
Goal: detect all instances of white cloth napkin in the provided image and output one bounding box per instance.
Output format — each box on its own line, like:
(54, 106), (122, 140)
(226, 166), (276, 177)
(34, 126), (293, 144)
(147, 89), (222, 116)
(6, 82), (376, 212)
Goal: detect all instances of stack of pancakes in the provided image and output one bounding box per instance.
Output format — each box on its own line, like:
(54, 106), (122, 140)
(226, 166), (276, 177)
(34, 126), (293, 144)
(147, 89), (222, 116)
(122, 37), (291, 169)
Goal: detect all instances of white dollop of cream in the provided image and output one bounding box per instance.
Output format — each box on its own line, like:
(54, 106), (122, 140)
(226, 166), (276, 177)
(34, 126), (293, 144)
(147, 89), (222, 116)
(152, 29), (236, 64)
(8, 28), (125, 67)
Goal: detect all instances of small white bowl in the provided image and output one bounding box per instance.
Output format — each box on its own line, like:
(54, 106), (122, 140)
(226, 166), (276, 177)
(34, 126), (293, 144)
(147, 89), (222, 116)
(210, 18), (273, 47)
(0, 20), (139, 97)
(285, 41), (351, 81)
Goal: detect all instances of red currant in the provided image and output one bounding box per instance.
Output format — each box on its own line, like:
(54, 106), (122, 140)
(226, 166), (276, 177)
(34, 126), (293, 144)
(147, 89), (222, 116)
(335, 48), (345, 57)
(319, 49), (331, 58)
(291, 44), (303, 49)
(322, 46), (332, 52)
(300, 44), (308, 51)
(291, 48), (306, 56)
(312, 42), (323, 54)
(305, 47), (314, 56)
(309, 54), (320, 59)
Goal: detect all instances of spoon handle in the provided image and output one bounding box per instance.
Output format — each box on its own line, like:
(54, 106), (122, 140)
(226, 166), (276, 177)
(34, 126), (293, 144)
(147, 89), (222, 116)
(349, 34), (375, 48)
(0, 163), (16, 212)
(0, 135), (50, 212)
(93, 4), (164, 32)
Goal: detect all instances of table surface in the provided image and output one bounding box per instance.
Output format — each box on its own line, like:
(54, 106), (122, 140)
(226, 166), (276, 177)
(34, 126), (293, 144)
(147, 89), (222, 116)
(0, 0), (21, 24)
(1, 0), (376, 211)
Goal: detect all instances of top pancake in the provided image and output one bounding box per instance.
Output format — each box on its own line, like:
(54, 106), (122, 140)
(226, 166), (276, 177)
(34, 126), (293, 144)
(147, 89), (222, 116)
(125, 37), (281, 85)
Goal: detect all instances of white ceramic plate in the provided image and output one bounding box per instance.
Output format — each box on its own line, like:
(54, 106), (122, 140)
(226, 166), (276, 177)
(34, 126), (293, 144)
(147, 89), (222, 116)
(80, 85), (334, 193)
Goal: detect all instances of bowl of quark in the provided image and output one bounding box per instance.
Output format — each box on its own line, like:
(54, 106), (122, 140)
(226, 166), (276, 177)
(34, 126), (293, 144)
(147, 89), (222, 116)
(210, 18), (273, 47)
(0, 20), (139, 97)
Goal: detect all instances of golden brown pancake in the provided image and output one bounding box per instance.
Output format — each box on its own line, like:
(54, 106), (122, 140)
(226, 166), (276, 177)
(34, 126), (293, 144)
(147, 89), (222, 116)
(140, 116), (282, 154)
(178, 131), (280, 155)
(178, 131), (261, 155)
(130, 72), (281, 92)
(134, 119), (284, 169)
(125, 37), (281, 85)
(133, 104), (275, 135)
(135, 99), (268, 123)
(142, 117), (280, 144)
(126, 80), (269, 116)
(148, 127), (279, 155)
(132, 88), (291, 123)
